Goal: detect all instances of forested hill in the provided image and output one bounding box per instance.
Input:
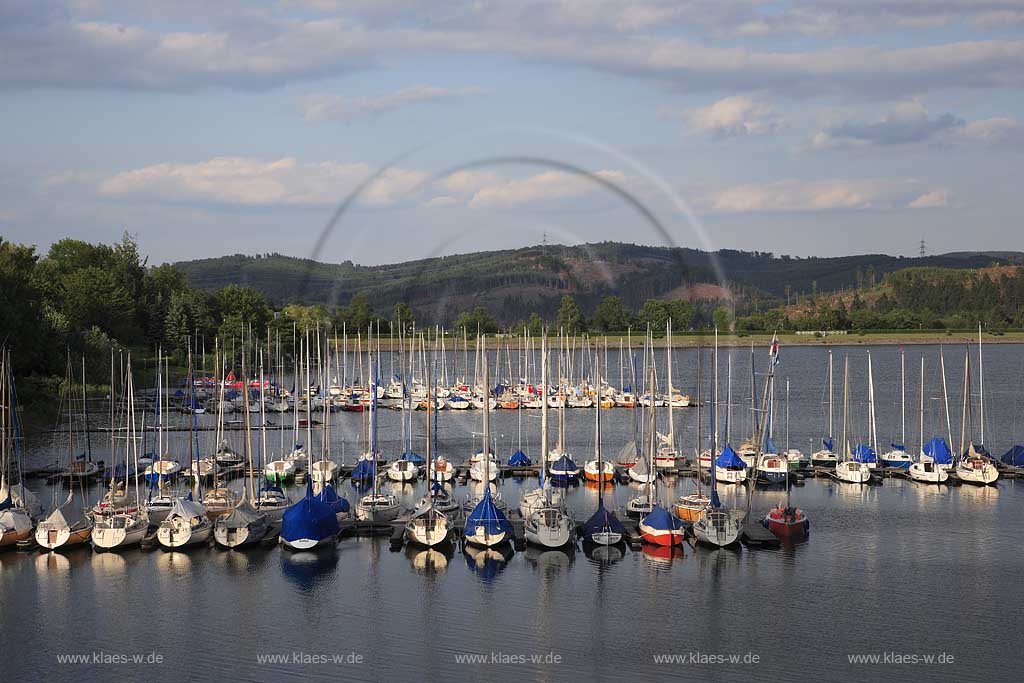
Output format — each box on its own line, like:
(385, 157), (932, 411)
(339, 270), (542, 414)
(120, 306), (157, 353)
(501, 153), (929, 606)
(173, 243), (1018, 324)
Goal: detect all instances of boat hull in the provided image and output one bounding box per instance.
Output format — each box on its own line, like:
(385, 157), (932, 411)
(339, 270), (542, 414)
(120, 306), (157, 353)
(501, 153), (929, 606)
(157, 519), (213, 549)
(35, 523), (93, 550)
(639, 525), (685, 546)
(464, 528), (507, 548)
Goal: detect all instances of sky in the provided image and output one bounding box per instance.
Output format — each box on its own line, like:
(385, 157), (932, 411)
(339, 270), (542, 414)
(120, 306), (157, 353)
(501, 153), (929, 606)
(1, 0), (1022, 266)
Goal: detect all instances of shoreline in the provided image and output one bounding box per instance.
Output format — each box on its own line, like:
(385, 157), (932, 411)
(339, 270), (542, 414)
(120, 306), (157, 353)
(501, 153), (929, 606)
(352, 331), (1024, 349)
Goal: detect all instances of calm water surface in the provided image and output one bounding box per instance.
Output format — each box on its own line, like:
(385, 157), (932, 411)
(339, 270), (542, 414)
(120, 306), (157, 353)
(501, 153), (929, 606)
(3, 344), (1023, 682)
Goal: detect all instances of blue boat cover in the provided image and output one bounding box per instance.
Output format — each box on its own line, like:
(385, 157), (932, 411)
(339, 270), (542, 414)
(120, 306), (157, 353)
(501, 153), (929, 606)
(550, 455), (578, 473)
(281, 481), (340, 543)
(890, 443), (906, 451)
(350, 459), (376, 480)
(508, 449), (531, 467)
(850, 444), (877, 463)
(715, 444), (745, 468)
(583, 499), (627, 539)
(764, 437), (778, 454)
(316, 484), (350, 514)
(1001, 445), (1024, 467)
(464, 488), (512, 538)
(642, 505), (685, 532)
(402, 451), (425, 465)
(822, 438), (834, 451)
(923, 437), (953, 465)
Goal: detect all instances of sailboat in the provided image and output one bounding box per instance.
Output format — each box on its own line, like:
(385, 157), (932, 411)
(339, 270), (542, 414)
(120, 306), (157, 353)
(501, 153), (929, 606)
(37, 356), (94, 550)
(279, 477), (340, 551)
(880, 352), (913, 471)
(579, 355), (623, 547)
(673, 346), (709, 521)
(693, 334), (742, 548)
(955, 346), (999, 485)
(547, 344), (580, 483)
(406, 363), (452, 548)
(655, 322), (679, 470)
(92, 353), (150, 551)
(835, 355), (872, 484)
(520, 337), (564, 517)
(640, 357), (686, 547)
(355, 362), (401, 523)
(214, 360), (270, 549)
(909, 357), (949, 484)
(714, 348), (747, 485)
(762, 349), (809, 543)
(157, 353), (217, 550)
(810, 349), (838, 470)
(1, 351), (35, 549)
(464, 336), (513, 548)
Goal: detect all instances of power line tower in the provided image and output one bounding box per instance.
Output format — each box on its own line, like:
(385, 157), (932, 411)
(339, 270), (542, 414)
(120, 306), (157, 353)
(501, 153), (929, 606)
(919, 238), (926, 258)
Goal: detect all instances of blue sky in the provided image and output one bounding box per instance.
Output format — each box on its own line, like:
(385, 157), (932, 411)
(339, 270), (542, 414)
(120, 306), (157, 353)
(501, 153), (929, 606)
(1, 0), (1022, 265)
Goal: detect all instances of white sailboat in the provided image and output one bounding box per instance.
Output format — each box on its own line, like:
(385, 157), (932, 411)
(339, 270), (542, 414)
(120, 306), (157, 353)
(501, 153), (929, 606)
(355, 354), (400, 523)
(406, 362), (451, 548)
(525, 340), (575, 549)
(834, 356), (871, 484)
(693, 331), (742, 548)
(955, 345), (999, 485)
(909, 357), (949, 484)
(214, 357), (269, 549)
(92, 353), (150, 551)
(37, 355), (95, 550)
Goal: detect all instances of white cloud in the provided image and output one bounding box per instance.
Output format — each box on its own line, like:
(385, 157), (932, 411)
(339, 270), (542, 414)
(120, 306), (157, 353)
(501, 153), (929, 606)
(301, 85), (487, 121)
(2, 5), (1024, 97)
(97, 156), (427, 206)
(682, 95), (781, 139)
(907, 189), (951, 208)
(958, 116), (1023, 144)
(465, 170), (627, 208)
(702, 178), (946, 213)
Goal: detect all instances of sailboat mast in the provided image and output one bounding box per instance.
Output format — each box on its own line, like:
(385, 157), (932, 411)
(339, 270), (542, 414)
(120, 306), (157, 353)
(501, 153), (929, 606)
(900, 349), (906, 446)
(541, 334), (548, 489)
(828, 350), (834, 439)
(978, 323), (985, 446)
(940, 348), (953, 451)
(667, 320), (674, 450)
(919, 356), (925, 459)
(841, 355), (849, 461)
(482, 336), (491, 483)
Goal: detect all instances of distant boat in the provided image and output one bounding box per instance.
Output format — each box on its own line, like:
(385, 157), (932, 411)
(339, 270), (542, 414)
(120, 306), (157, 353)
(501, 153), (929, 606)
(714, 444), (747, 485)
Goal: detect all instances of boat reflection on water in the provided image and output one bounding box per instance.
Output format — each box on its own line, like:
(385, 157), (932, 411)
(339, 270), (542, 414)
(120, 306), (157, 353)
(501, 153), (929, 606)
(463, 542), (514, 582)
(956, 481), (999, 505)
(406, 543), (454, 574)
(89, 548), (128, 577)
(155, 550), (193, 576)
(36, 544), (91, 576)
(642, 542), (684, 569)
(583, 540), (625, 566)
(35, 549), (71, 576)
(212, 543), (274, 573)
(280, 546), (339, 592)
(523, 544), (575, 573)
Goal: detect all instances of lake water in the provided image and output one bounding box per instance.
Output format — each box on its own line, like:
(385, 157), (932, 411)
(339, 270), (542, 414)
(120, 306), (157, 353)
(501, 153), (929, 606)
(3, 343), (1023, 682)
